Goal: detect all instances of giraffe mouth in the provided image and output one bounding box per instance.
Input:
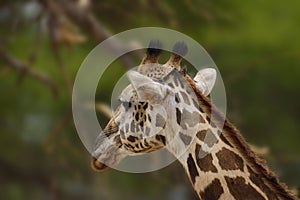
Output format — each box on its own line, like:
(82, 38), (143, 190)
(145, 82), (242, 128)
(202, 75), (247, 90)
(91, 157), (108, 171)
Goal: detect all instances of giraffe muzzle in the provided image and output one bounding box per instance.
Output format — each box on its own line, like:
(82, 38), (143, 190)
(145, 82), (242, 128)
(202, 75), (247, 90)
(91, 157), (108, 171)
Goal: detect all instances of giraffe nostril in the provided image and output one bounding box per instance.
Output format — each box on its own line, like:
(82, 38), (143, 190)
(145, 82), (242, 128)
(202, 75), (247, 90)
(91, 157), (108, 172)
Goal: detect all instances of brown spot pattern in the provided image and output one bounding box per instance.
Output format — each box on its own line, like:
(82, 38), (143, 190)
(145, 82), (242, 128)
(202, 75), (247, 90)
(196, 130), (207, 141)
(199, 115), (206, 123)
(120, 129), (125, 139)
(187, 154), (199, 185)
(180, 91), (191, 105)
(155, 113), (165, 128)
(196, 129), (218, 147)
(127, 135), (138, 143)
(225, 176), (265, 200)
(180, 109), (199, 129)
(216, 148), (244, 171)
(145, 127), (150, 136)
(179, 132), (192, 146)
(155, 134), (166, 145)
(195, 144), (218, 172)
(130, 121), (135, 132)
(200, 178), (224, 200)
(173, 74), (179, 87)
(168, 83), (175, 88)
(175, 93), (180, 103)
(192, 99), (200, 110)
(113, 135), (121, 144)
(205, 129), (218, 147)
(176, 108), (181, 125)
(125, 123), (129, 132)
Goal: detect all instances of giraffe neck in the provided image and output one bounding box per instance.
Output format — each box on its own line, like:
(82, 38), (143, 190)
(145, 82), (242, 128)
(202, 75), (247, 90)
(168, 75), (297, 200)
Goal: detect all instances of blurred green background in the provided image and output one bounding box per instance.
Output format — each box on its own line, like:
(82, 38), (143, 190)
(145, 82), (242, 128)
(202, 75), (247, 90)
(0, 0), (299, 199)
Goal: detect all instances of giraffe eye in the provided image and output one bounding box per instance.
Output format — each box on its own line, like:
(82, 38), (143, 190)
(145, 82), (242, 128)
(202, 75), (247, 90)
(121, 101), (131, 109)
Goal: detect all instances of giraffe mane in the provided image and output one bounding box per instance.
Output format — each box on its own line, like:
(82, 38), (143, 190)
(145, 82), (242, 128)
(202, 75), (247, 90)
(183, 73), (297, 199)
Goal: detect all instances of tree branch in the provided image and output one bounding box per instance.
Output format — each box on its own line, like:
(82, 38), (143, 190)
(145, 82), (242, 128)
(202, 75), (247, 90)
(55, 0), (139, 70)
(0, 42), (58, 96)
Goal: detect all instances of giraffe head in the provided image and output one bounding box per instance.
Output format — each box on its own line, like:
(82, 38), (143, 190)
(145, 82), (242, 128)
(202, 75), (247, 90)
(92, 41), (217, 171)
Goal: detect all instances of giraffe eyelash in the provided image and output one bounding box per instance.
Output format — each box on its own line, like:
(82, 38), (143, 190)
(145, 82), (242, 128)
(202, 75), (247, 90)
(122, 101), (132, 109)
(118, 99), (132, 109)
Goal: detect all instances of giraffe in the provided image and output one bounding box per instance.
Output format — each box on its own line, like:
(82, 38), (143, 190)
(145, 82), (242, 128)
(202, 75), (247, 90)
(91, 40), (298, 200)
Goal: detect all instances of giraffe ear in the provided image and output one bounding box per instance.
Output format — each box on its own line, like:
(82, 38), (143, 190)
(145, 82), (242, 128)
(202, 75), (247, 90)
(193, 68), (216, 96)
(127, 71), (168, 103)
